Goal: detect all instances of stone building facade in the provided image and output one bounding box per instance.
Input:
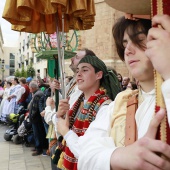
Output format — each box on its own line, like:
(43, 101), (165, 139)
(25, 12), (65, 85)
(0, 1), (131, 80)
(65, 0), (130, 78)
(0, 25), (18, 80)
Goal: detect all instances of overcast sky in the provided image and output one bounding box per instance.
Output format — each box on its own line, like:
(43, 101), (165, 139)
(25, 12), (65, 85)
(0, 0), (19, 46)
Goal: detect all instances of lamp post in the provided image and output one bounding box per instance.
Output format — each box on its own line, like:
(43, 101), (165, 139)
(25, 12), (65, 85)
(0, 58), (5, 80)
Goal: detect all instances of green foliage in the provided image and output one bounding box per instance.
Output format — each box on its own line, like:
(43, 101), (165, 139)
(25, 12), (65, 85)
(14, 64), (35, 78)
(27, 65), (35, 77)
(21, 65), (27, 77)
(14, 69), (21, 77)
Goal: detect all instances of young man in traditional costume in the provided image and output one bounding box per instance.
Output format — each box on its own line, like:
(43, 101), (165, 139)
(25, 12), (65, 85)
(51, 55), (120, 170)
(45, 48), (96, 123)
(77, 1), (170, 170)
(44, 49), (103, 170)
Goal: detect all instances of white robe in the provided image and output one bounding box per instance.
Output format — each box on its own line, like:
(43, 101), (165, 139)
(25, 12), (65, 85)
(0, 87), (11, 117)
(78, 79), (170, 170)
(1, 84), (21, 121)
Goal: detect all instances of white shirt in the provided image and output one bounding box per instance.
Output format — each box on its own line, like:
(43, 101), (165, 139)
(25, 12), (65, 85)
(78, 79), (170, 170)
(44, 84), (82, 137)
(63, 104), (110, 159)
(16, 86), (25, 102)
(44, 106), (56, 125)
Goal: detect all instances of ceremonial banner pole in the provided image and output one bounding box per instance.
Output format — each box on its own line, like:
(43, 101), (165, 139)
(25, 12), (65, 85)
(151, 0), (170, 145)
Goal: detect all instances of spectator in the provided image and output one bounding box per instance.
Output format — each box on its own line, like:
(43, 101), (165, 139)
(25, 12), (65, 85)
(0, 81), (12, 118)
(117, 73), (123, 91)
(0, 84), (4, 104)
(122, 77), (130, 90)
(65, 76), (73, 86)
(25, 77), (33, 106)
(1, 78), (21, 122)
(17, 77), (30, 109)
(127, 81), (138, 90)
(37, 76), (49, 92)
(26, 77), (33, 85)
(28, 81), (47, 156)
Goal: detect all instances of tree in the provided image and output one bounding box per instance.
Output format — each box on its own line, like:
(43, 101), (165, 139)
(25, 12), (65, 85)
(27, 64), (35, 77)
(20, 65), (27, 77)
(14, 69), (21, 77)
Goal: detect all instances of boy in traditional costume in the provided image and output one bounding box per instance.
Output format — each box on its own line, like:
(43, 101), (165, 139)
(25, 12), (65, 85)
(54, 55), (120, 170)
(78, 1), (170, 170)
(45, 49), (96, 170)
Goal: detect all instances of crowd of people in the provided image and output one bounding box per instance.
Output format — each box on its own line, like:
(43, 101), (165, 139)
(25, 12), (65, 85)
(0, 76), (51, 155)
(0, 10), (170, 170)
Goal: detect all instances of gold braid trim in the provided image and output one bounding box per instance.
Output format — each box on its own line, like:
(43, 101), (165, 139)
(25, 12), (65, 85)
(154, 71), (166, 143)
(153, 0), (166, 143)
(157, 0), (163, 14)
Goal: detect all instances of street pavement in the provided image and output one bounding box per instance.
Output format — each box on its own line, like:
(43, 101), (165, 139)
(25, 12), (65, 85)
(0, 123), (51, 170)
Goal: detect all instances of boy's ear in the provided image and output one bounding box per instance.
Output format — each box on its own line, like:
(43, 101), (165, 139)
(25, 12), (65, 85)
(96, 71), (103, 80)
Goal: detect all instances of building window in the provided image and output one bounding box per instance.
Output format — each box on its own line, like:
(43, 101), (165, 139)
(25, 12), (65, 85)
(10, 53), (15, 60)
(26, 60), (28, 65)
(27, 36), (29, 49)
(36, 57), (40, 62)
(9, 53), (15, 75)
(19, 43), (21, 53)
(27, 43), (29, 49)
(10, 68), (15, 75)
(10, 60), (15, 67)
(22, 40), (25, 51)
(27, 52), (29, 59)
(30, 58), (33, 64)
